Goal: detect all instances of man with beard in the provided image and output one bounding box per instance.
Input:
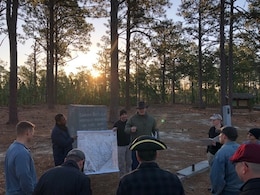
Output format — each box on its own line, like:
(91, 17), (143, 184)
(51, 113), (76, 166)
(125, 101), (158, 170)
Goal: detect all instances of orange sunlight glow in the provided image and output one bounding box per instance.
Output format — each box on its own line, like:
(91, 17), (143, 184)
(90, 69), (100, 78)
(65, 50), (100, 78)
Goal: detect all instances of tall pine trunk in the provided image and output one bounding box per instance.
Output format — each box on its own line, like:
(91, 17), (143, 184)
(125, 0), (131, 109)
(198, 0), (204, 108)
(6, 0), (19, 124)
(228, 0), (234, 111)
(109, 0), (119, 123)
(47, 0), (55, 109)
(220, 0), (227, 114)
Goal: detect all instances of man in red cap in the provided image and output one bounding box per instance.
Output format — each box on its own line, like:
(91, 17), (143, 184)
(230, 144), (260, 194)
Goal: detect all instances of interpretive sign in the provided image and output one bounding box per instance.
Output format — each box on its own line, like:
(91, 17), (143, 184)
(77, 130), (119, 175)
(67, 104), (107, 146)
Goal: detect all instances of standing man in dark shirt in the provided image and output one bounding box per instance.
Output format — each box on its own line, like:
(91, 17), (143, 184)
(51, 113), (76, 166)
(113, 109), (131, 177)
(207, 113), (223, 167)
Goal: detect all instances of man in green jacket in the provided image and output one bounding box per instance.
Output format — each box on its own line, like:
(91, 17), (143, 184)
(125, 101), (158, 170)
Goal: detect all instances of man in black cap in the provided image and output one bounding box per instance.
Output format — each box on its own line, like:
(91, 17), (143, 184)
(244, 128), (260, 144)
(116, 135), (184, 195)
(33, 148), (92, 195)
(125, 101), (158, 170)
(210, 126), (243, 195)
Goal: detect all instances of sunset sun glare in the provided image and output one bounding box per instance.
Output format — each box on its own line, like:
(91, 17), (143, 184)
(65, 50), (100, 78)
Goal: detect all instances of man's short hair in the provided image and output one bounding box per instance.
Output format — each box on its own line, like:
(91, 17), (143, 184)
(55, 113), (64, 122)
(248, 162), (260, 173)
(16, 121), (35, 136)
(137, 150), (156, 161)
(119, 109), (127, 116)
(221, 126), (238, 141)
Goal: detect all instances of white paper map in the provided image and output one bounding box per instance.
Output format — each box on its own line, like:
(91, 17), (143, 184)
(77, 130), (119, 175)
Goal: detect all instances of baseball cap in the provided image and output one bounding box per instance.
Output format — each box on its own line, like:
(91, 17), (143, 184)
(66, 148), (85, 160)
(129, 135), (167, 151)
(136, 101), (148, 109)
(230, 144), (260, 164)
(210, 114), (222, 120)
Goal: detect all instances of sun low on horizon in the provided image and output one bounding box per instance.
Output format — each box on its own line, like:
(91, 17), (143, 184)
(64, 50), (101, 78)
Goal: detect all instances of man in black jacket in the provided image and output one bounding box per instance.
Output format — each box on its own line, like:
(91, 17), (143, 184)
(33, 148), (92, 195)
(207, 113), (223, 167)
(113, 109), (131, 177)
(230, 144), (260, 195)
(51, 113), (76, 166)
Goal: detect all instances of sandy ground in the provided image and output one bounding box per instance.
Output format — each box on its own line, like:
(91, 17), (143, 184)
(0, 104), (259, 195)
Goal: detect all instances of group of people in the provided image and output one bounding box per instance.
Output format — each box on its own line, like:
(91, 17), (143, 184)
(207, 113), (260, 194)
(4, 115), (89, 195)
(112, 101), (184, 194)
(3, 101), (260, 195)
(112, 101), (159, 176)
(4, 101), (184, 195)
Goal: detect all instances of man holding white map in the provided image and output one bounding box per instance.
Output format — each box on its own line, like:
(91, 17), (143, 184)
(207, 113), (223, 167)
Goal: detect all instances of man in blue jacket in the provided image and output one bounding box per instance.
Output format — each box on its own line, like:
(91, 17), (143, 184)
(51, 113), (76, 166)
(210, 126), (243, 195)
(5, 121), (37, 195)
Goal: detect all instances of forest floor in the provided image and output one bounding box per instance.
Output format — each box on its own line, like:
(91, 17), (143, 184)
(0, 104), (259, 195)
